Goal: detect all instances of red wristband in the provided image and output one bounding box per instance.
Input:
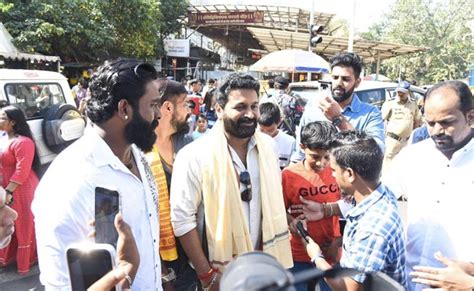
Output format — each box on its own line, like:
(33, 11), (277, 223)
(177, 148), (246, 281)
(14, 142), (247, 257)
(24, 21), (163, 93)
(198, 267), (217, 281)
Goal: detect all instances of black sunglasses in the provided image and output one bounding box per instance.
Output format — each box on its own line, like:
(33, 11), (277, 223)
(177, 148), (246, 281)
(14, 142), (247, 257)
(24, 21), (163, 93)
(239, 171), (252, 202)
(106, 62), (158, 85)
(134, 63), (157, 78)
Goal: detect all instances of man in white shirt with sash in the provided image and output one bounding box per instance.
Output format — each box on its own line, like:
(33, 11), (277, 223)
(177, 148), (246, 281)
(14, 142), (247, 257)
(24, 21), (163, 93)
(171, 73), (292, 291)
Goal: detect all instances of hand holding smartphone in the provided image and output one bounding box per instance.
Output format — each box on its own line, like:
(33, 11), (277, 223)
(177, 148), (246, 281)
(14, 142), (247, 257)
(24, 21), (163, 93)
(67, 212), (140, 291)
(66, 187), (122, 290)
(95, 187), (120, 248)
(67, 243), (117, 291)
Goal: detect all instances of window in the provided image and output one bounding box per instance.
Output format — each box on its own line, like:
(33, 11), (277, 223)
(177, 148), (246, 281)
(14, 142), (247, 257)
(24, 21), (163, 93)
(412, 91), (425, 103)
(4, 83), (66, 119)
(357, 88), (386, 108)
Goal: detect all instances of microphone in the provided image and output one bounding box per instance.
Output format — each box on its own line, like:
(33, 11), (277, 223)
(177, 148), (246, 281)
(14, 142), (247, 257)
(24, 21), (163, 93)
(295, 221), (309, 243)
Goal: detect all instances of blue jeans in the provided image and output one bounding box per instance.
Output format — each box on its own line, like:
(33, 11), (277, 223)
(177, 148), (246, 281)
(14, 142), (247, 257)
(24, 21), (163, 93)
(289, 261), (332, 291)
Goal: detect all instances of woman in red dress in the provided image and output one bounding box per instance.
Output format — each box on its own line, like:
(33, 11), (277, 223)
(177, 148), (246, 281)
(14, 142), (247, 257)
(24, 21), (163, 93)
(0, 105), (39, 274)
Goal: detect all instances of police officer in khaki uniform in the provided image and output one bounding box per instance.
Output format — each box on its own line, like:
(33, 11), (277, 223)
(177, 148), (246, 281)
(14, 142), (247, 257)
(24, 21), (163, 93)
(381, 81), (422, 171)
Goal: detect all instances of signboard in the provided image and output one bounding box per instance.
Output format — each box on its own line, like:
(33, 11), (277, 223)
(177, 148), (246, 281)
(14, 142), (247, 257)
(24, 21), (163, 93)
(188, 11), (264, 26)
(164, 39), (190, 58)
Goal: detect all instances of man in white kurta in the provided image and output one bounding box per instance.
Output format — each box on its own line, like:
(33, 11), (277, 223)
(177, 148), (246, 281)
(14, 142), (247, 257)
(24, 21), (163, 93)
(384, 81), (474, 291)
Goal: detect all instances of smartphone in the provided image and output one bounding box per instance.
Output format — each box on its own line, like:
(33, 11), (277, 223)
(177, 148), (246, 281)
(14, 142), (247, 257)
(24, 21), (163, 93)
(66, 243), (117, 291)
(319, 80), (332, 92)
(95, 187), (120, 248)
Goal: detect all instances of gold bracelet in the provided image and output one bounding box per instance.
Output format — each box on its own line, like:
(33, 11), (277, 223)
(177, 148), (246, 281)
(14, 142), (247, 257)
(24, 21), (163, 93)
(328, 203), (334, 217)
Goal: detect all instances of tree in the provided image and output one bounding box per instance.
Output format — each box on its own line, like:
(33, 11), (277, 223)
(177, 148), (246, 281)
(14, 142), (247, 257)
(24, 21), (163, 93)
(327, 18), (350, 38)
(99, 0), (161, 60)
(1, 1), (113, 62)
(362, 0), (474, 84)
(155, 0), (189, 56)
(0, 0), (189, 62)
(99, 0), (189, 59)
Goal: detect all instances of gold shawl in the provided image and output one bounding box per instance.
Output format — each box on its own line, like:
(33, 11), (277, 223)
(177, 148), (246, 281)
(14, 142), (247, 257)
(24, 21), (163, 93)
(148, 145), (178, 261)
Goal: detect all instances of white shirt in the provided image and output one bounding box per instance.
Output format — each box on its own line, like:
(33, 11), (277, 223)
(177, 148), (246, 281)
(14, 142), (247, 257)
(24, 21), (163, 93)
(170, 131), (278, 249)
(383, 137), (474, 291)
(32, 129), (162, 291)
(273, 130), (295, 169)
(0, 187), (12, 248)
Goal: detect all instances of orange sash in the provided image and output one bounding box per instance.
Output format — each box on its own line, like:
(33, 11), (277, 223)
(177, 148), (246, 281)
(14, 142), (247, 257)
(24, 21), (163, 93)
(149, 145), (178, 261)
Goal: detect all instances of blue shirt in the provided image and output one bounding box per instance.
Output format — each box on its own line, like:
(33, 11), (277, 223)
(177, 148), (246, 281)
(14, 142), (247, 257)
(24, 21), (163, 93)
(340, 184), (406, 286)
(409, 125), (430, 144)
(291, 94), (385, 161)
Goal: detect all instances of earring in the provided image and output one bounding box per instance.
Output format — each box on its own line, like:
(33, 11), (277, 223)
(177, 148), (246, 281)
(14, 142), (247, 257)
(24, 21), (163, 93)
(125, 115), (128, 120)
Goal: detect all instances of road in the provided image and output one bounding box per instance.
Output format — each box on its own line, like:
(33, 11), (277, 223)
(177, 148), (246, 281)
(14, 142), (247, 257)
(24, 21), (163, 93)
(0, 263), (43, 290)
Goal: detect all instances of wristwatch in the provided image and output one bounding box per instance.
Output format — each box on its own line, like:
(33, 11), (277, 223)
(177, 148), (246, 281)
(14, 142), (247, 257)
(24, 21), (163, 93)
(161, 268), (176, 284)
(331, 115), (343, 127)
(5, 189), (13, 196)
(311, 251), (325, 264)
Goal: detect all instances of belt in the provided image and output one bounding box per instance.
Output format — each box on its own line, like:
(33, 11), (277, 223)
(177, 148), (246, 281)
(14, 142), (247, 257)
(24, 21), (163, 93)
(387, 132), (407, 142)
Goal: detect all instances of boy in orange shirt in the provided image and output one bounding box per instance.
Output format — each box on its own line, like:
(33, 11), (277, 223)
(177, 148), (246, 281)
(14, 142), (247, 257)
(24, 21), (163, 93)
(282, 121), (341, 291)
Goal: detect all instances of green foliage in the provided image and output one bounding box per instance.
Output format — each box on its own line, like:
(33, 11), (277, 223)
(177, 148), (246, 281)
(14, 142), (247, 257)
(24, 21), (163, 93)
(363, 0), (474, 84)
(99, 0), (161, 59)
(328, 18), (350, 38)
(0, 0), (189, 62)
(1, 0), (113, 61)
(0, 3), (13, 13)
(155, 0), (189, 57)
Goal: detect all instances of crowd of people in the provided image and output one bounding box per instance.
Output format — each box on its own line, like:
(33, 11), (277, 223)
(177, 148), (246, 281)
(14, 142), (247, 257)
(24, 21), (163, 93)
(0, 51), (472, 291)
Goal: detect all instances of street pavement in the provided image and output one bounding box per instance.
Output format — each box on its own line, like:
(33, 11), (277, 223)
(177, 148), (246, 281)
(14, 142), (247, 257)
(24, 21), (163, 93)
(0, 263), (43, 290)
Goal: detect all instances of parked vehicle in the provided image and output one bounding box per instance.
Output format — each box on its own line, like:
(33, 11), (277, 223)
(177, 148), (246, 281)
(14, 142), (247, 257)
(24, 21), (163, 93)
(0, 69), (86, 174)
(289, 80), (426, 109)
(356, 81), (425, 108)
(287, 80), (330, 108)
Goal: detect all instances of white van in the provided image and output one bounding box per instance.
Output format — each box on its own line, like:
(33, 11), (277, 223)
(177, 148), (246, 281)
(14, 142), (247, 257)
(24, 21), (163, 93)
(0, 69), (86, 174)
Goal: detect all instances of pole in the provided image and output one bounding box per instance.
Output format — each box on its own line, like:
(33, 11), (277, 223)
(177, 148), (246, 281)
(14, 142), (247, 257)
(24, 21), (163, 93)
(376, 52), (380, 80)
(348, 0), (356, 52)
(307, 0), (315, 81)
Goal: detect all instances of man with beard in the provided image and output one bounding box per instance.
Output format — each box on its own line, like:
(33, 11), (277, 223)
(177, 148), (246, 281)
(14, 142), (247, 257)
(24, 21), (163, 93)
(290, 52), (385, 224)
(146, 79), (196, 291)
(153, 79), (193, 170)
(384, 81), (474, 291)
(170, 73), (292, 291)
(292, 52), (385, 162)
(32, 59), (163, 290)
